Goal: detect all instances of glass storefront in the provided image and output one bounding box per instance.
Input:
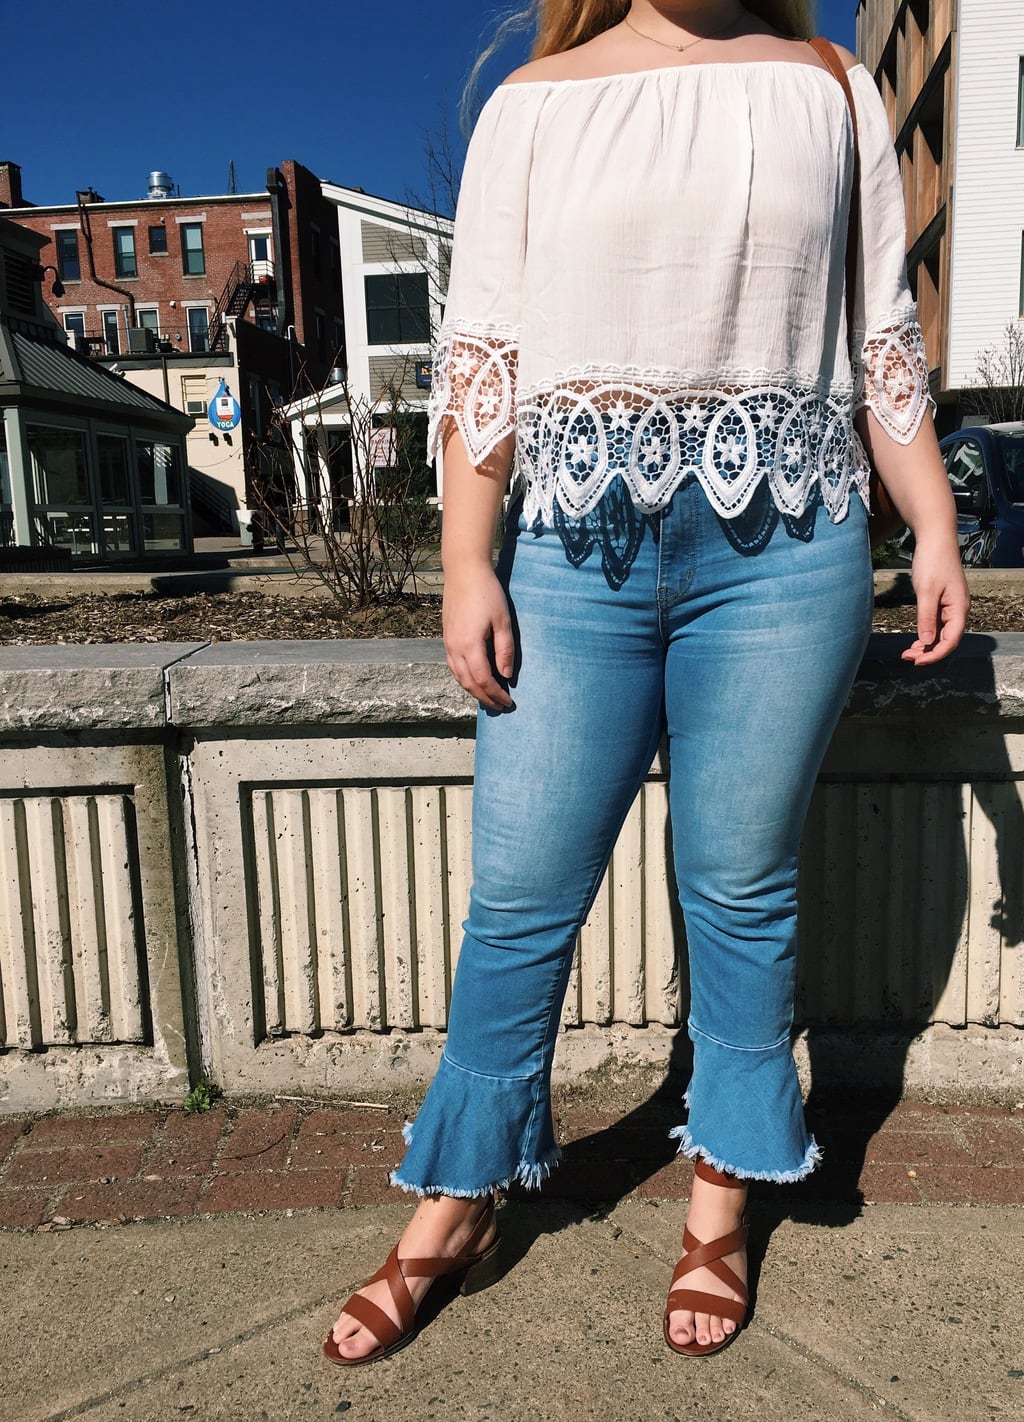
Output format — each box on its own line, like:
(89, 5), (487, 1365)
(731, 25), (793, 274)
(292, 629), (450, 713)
(137, 440), (185, 550)
(10, 421), (189, 557)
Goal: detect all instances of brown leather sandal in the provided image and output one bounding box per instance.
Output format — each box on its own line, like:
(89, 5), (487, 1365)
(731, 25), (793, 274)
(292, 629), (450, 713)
(663, 1158), (749, 1358)
(322, 1196), (501, 1367)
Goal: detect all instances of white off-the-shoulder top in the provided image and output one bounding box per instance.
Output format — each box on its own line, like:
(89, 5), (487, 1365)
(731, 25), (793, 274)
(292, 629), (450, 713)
(427, 58), (933, 528)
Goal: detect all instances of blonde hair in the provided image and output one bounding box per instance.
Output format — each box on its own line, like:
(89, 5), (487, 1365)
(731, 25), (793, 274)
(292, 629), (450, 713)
(464, 3), (816, 125)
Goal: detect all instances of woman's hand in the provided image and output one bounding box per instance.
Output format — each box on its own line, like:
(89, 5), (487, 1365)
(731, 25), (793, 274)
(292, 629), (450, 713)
(901, 534), (970, 666)
(443, 562), (515, 710)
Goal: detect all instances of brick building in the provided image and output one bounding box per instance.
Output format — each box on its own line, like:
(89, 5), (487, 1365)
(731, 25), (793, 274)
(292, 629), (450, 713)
(0, 159), (345, 540)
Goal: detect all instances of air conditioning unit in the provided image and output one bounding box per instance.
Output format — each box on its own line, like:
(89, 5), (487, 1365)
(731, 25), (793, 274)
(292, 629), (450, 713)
(128, 327), (156, 354)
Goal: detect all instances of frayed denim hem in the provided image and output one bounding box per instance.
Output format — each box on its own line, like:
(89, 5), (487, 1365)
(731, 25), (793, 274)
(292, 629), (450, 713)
(389, 1141), (563, 1199)
(668, 1125), (823, 1184)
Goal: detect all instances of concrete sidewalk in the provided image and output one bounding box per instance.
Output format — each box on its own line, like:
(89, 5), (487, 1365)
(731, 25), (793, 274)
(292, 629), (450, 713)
(2, 1198), (1021, 1421)
(2, 1094), (1023, 1421)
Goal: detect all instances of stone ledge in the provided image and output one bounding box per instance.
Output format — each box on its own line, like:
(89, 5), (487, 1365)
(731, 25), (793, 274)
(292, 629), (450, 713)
(1, 633), (1023, 733)
(165, 638), (475, 728)
(0, 643), (207, 732)
(849, 632), (1024, 719)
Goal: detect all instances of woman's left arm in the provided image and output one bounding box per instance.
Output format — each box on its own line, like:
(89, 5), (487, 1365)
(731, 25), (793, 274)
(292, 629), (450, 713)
(855, 405), (969, 665)
(845, 60), (970, 665)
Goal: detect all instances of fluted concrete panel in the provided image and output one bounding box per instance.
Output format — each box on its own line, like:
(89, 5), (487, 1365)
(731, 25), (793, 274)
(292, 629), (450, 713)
(0, 792), (144, 1049)
(246, 783), (486, 1039)
(795, 779), (1021, 1028)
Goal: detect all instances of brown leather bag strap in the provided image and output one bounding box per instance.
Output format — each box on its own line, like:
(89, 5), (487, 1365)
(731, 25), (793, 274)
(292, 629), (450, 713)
(806, 35), (860, 355)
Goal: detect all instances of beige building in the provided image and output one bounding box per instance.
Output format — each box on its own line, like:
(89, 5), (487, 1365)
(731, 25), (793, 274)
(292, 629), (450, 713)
(856, 0), (1024, 429)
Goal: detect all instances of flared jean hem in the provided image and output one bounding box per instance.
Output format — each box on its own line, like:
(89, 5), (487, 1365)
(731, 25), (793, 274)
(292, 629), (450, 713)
(668, 1123), (823, 1183)
(391, 1049), (562, 1199)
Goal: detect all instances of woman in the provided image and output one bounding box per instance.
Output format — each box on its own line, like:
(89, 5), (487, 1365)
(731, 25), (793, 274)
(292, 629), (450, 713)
(326, 0), (969, 1363)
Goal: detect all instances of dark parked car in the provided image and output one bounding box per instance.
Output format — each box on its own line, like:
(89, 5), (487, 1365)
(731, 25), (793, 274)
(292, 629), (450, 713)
(938, 422), (1024, 567)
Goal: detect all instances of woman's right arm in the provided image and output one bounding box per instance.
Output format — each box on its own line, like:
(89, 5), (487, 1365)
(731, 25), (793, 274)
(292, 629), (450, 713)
(440, 425), (516, 711)
(427, 84), (539, 709)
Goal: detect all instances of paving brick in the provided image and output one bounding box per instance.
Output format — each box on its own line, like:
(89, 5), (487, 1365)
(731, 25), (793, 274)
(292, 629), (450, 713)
(297, 1108), (400, 1137)
(634, 1162), (691, 1201)
(0, 1189), (52, 1229)
(852, 1163), (925, 1204)
(347, 1167), (402, 1207)
(201, 1168), (344, 1214)
(955, 1118), (1024, 1167)
(61, 1175), (205, 1224)
(215, 1108), (297, 1173)
(21, 1113), (161, 1152)
(883, 1103), (964, 1129)
(531, 1159), (641, 1201)
(3, 1143), (145, 1188)
(290, 1130), (403, 1172)
(0, 1121), (28, 1161)
(911, 1165), (1024, 1205)
(145, 1109), (228, 1174)
(861, 1130), (974, 1165)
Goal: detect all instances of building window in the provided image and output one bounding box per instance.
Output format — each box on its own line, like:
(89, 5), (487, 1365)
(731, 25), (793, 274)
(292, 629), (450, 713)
(102, 310), (120, 355)
(136, 307), (160, 334)
(148, 224), (168, 255)
(96, 434), (131, 505)
(329, 238), (340, 278)
(56, 230), (80, 282)
(181, 222), (205, 276)
(181, 375), (208, 416)
(333, 319), (345, 366)
(315, 310), (326, 362)
(311, 227), (322, 277)
(364, 272), (430, 344)
(27, 425), (90, 504)
(187, 306), (209, 352)
(249, 233), (270, 264)
(113, 226), (137, 278)
(63, 311), (86, 338)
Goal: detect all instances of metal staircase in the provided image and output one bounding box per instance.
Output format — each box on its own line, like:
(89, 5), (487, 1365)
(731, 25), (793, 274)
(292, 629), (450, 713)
(207, 261), (258, 353)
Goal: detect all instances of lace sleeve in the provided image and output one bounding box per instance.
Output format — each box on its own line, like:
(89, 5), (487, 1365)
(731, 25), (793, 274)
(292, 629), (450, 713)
(848, 67), (936, 445)
(853, 304), (932, 443)
(427, 322), (519, 467)
(426, 85), (538, 466)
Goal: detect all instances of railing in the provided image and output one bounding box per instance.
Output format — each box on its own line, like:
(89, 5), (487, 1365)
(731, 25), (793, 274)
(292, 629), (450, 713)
(207, 260), (255, 353)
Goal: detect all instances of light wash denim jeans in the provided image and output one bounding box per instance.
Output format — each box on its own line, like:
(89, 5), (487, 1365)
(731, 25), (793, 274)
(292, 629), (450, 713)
(394, 478), (873, 1195)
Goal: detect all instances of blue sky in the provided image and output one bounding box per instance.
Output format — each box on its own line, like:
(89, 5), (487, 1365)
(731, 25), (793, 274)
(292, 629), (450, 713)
(1, 1), (858, 212)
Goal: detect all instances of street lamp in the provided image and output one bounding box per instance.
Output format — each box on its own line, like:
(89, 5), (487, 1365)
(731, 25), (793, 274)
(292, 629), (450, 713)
(34, 264), (65, 298)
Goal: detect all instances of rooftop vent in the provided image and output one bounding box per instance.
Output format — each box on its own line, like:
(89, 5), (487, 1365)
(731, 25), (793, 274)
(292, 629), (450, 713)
(147, 171), (174, 199)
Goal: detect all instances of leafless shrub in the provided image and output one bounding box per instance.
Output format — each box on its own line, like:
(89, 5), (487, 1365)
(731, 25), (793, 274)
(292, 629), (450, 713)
(250, 360), (436, 611)
(964, 323), (1024, 424)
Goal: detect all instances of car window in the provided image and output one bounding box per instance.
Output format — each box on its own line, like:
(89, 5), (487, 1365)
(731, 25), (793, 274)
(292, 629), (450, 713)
(944, 443), (987, 513)
(994, 433), (1024, 504)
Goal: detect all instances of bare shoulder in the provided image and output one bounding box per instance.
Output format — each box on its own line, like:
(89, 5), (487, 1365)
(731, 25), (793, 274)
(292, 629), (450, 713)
(501, 55), (573, 86)
(827, 41), (860, 72)
(502, 29), (621, 85)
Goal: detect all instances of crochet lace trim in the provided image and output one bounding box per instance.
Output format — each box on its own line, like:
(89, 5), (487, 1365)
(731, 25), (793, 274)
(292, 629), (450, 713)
(852, 303), (935, 441)
(427, 312), (931, 524)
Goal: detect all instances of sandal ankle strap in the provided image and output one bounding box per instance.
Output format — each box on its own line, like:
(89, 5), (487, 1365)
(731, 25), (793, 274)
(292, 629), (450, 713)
(693, 1157), (747, 1189)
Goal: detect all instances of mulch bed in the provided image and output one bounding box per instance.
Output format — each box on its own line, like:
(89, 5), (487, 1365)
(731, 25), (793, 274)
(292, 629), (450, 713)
(0, 587), (1022, 645)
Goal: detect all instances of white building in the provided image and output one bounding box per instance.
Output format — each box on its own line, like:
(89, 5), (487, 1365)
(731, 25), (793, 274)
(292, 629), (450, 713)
(944, 0), (1024, 389)
(857, 0), (1024, 422)
(284, 187), (452, 525)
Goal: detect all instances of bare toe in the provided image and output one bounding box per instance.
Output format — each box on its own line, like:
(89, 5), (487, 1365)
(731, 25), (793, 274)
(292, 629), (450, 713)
(668, 1309), (695, 1346)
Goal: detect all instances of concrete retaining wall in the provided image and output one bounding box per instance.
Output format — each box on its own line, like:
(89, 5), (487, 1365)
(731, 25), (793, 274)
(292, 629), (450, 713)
(1, 634), (1022, 1112)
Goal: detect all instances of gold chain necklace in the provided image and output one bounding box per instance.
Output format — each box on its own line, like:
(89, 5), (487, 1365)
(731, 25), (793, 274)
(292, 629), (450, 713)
(623, 13), (740, 54)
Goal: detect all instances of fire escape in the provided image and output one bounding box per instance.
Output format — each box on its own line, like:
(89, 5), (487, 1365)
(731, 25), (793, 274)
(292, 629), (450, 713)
(207, 261), (277, 352)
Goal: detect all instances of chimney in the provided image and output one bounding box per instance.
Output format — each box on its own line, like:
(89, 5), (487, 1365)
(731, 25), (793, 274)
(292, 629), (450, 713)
(0, 161), (25, 209)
